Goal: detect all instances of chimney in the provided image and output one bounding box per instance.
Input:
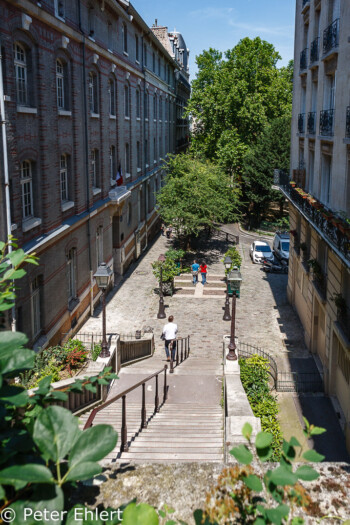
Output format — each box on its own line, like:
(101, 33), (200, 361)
(155, 19), (158, 27)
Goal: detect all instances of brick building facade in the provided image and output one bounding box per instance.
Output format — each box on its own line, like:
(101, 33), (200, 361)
(0, 0), (190, 348)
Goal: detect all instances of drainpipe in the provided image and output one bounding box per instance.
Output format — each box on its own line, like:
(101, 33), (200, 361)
(77, 0), (94, 314)
(0, 44), (16, 331)
(142, 34), (148, 249)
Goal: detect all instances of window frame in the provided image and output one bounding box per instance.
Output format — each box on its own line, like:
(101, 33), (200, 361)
(60, 154), (68, 202)
(56, 59), (65, 109)
(124, 84), (130, 118)
(14, 42), (27, 106)
(20, 160), (33, 219)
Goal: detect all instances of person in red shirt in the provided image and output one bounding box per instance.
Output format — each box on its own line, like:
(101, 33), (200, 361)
(200, 261), (207, 285)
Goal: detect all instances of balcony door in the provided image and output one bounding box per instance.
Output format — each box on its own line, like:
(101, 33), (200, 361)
(324, 75), (336, 110)
(320, 154), (332, 205)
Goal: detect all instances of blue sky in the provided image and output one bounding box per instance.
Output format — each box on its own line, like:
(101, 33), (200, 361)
(133, 0), (296, 78)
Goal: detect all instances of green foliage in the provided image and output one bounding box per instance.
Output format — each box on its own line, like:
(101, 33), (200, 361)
(156, 154), (241, 242)
(65, 347), (88, 376)
(165, 248), (186, 262)
(223, 246), (242, 273)
(202, 420), (326, 524)
(242, 115), (291, 227)
(92, 343), (102, 361)
(240, 355), (283, 460)
(152, 257), (179, 283)
(0, 237), (38, 312)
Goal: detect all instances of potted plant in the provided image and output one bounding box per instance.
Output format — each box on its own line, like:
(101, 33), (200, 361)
(331, 293), (348, 322)
(152, 257), (178, 296)
(308, 258), (323, 282)
(289, 181), (296, 188)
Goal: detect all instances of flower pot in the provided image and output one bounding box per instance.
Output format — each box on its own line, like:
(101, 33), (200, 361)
(162, 280), (174, 296)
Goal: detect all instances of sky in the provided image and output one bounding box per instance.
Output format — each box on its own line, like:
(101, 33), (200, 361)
(133, 0), (296, 78)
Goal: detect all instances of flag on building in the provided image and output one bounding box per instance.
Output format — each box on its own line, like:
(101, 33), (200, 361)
(116, 163), (123, 186)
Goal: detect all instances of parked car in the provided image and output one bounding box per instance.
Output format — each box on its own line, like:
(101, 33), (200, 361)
(250, 241), (274, 264)
(273, 231), (290, 261)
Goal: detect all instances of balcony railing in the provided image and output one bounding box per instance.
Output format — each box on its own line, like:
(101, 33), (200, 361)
(320, 109), (334, 136)
(346, 106), (350, 139)
(300, 48), (308, 70)
(307, 112), (316, 134)
(275, 184), (350, 265)
(302, 0), (310, 7)
(323, 19), (339, 55)
(310, 37), (319, 64)
(298, 113), (305, 133)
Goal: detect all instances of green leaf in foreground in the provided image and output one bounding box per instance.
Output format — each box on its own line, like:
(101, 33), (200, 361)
(69, 425), (118, 467)
(302, 449), (325, 462)
(242, 422), (252, 440)
(229, 444), (253, 465)
(243, 474), (263, 492)
(269, 466), (297, 486)
(265, 504), (290, 525)
(0, 464), (54, 486)
(255, 431), (273, 449)
(122, 503), (158, 525)
(294, 465), (319, 482)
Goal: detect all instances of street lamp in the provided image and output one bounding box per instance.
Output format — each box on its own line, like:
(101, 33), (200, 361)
(157, 253), (166, 319)
(226, 267), (242, 361)
(94, 262), (113, 358)
(223, 256), (232, 321)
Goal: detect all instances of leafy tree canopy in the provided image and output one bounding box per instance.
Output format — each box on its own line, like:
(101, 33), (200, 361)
(156, 154), (241, 242)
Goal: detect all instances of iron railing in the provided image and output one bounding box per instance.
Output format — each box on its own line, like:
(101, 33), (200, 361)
(214, 228), (239, 245)
(276, 184), (350, 265)
(323, 19), (339, 55)
(307, 111), (316, 134)
(310, 37), (319, 64)
(277, 372), (323, 392)
(300, 48), (308, 70)
(298, 113), (305, 133)
(346, 106), (350, 139)
(302, 0), (310, 7)
(169, 335), (191, 373)
(320, 109), (334, 136)
(237, 341), (278, 389)
(84, 366), (168, 453)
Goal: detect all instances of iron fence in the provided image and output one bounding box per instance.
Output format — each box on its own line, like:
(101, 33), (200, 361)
(310, 37), (319, 64)
(323, 18), (339, 55)
(298, 113), (305, 134)
(307, 112), (316, 134)
(214, 228), (239, 245)
(120, 338), (153, 365)
(277, 372), (323, 393)
(320, 109), (334, 136)
(300, 48), (308, 70)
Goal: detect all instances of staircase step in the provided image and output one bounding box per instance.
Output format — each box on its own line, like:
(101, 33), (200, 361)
(114, 452), (223, 461)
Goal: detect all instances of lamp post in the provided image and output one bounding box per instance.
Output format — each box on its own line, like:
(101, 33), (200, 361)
(94, 262), (113, 358)
(223, 256), (232, 321)
(226, 267), (242, 361)
(157, 253), (166, 319)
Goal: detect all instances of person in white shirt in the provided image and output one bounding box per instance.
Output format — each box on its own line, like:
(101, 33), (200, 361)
(162, 315), (178, 362)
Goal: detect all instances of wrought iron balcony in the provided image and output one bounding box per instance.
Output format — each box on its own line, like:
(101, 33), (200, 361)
(310, 37), (319, 64)
(300, 48), (308, 70)
(298, 113), (305, 134)
(320, 109), (334, 136)
(307, 112), (316, 134)
(346, 106), (350, 139)
(274, 183), (350, 266)
(323, 19), (339, 55)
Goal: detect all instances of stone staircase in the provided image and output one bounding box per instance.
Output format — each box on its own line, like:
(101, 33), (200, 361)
(80, 400), (224, 464)
(174, 274), (226, 298)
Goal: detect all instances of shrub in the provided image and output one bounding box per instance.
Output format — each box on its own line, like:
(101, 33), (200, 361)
(165, 248), (186, 261)
(152, 257), (178, 283)
(223, 246), (242, 273)
(65, 348), (89, 376)
(92, 343), (102, 361)
(239, 355), (283, 460)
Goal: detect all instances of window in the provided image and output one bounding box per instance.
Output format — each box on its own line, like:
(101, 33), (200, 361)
(31, 276), (41, 339)
(153, 95), (157, 120)
(144, 91), (148, 119)
(144, 44), (147, 66)
(159, 136), (162, 159)
(137, 141), (141, 169)
(96, 226), (103, 268)
(158, 56), (160, 76)
(91, 149), (99, 188)
(127, 202), (132, 225)
(108, 78), (115, 115)
(108, 22), (112, 50)
(122, 23), (128, 53)
(308, 149), (314, 193)
(54, 0), (65, 18)
(159, 97), (162, 120)
(152, 52), (155, 72)
(145, 139), (148, 166)
(67, 248), (77, 301)
(56, 59), (65, 109)
(136, 88), (141, 118)
(324, 74), (336, 110)
(154, 137), (156, 162)
(135, 35), (139, 62)
(60, 154), (68, 202)
(89, 72), (98, 113)
(14, 43), (27, 105)
(20, 160), (33, 219)
(321, 154), (332, 205)
(110, 145), (116, 182)
(88, 6), (94, 37)
(125, 143), (130, 176)
(124, 85), (130, 117)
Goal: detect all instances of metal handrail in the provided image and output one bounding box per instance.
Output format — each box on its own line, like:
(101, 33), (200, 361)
(169, 335), (191, 373)
(84, 365), (168, 452)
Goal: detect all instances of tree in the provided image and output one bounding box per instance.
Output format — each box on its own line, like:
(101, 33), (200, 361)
(242, 115), (291, 227)
(187, 38), (293, 179)
(156, 154), (241, 247)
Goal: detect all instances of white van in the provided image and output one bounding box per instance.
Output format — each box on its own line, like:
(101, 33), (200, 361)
(273, 232), (290, 261)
